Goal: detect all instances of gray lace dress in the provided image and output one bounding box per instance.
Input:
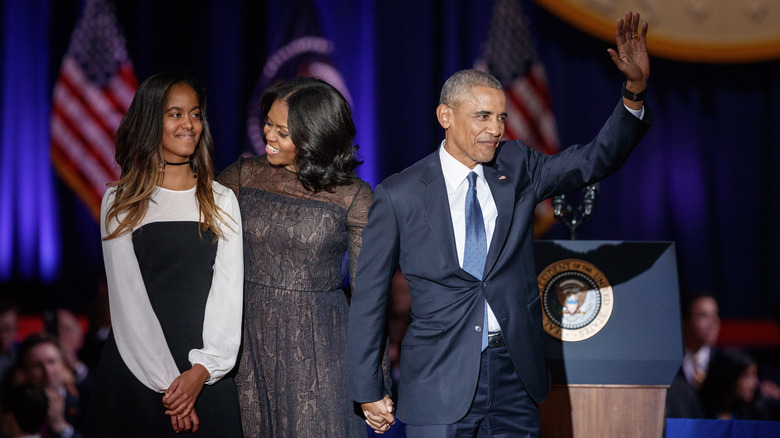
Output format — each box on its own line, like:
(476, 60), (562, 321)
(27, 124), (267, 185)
(218, 155), (372, 438)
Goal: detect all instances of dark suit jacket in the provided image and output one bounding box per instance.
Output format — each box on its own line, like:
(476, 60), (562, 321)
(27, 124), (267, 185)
(348, 101), (653, 425)
(665, 368), (705, 419)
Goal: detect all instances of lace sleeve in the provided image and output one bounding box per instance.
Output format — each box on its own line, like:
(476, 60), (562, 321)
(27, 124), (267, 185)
(346, 180), (373, 291)
(216, 158), (242, 197)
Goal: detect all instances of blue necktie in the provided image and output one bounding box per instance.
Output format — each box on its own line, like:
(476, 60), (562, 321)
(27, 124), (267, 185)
(462, 172), (489, 350)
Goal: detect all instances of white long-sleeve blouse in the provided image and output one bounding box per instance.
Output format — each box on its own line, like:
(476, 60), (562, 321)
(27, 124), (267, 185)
(100, 181), (243, 392)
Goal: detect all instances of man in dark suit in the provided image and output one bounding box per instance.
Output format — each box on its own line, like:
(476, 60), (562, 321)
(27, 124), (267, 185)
(349, 11), (651, 437)
(16, 332), (84, 438)
(666, 291), (721, 418)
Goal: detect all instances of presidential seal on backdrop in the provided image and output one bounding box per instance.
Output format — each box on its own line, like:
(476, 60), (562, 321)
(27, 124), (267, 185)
(535, 0), (780, 63)
(538, 258), (614, 342)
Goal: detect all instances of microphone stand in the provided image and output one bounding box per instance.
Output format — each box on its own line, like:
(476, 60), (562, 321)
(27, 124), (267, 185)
(551, 184), (599, 240)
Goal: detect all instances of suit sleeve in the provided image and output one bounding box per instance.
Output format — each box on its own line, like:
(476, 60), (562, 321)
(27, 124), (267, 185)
(100, 189), (182, 392)
(348, 182), (400, 403)
(527, 100), (653, 201)
(188, 183), (244, 383)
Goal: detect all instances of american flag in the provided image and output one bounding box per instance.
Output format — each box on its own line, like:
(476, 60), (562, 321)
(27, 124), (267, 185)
(476, 0), (560, 236)
(50, 0), (137, 220)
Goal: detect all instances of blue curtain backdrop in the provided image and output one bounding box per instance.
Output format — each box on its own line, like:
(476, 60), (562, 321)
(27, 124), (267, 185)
(1, 0), (779, 318)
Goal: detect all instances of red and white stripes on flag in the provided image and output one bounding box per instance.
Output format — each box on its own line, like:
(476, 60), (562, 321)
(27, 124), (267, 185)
(476, 0), (560, 236)
(503, 64), (558, 156)
(478, 0), (559, 155)
(50, 0), (137, 220)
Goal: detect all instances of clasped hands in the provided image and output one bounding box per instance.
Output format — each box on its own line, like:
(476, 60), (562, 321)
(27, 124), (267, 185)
(361, 394), (395, 434)
(163, 363), (209, 433)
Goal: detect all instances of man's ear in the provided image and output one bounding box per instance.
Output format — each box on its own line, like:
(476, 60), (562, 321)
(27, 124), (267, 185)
(436, 104), (451, 129)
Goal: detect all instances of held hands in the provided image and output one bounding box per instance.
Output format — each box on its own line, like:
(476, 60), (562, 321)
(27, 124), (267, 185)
(362, 394), (395, 434)
(607, 11), (650, 106)
(163, 363), (209, 432)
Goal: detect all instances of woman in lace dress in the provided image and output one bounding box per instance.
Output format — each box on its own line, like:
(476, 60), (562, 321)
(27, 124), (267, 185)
(218, 77), (390, 437)
(88, 73), (243, 437)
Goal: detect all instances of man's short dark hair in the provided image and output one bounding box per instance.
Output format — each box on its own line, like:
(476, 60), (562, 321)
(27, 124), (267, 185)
(17, 331), (61, 367)
(680, 291), (716, 321)
(439, 69), (503, 108)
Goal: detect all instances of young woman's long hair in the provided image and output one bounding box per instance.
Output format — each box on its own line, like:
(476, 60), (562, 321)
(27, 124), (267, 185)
(260, 77), (361, 192)
(103, 72), (225, 240)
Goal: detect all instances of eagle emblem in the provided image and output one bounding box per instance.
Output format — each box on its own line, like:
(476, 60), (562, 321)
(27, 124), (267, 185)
(556, 278), (587, 315)
(538, 258), (614, 342)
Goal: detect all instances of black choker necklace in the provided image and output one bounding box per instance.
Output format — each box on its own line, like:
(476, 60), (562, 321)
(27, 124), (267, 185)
(165, 159), (192, 166)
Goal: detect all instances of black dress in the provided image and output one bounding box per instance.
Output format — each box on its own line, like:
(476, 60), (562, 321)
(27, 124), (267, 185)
(87, 184), (243, 437)
(218, 156), (374, 438)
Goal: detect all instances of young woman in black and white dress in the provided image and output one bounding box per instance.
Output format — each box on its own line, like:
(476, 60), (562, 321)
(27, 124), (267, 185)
(87, 73), (243, 437)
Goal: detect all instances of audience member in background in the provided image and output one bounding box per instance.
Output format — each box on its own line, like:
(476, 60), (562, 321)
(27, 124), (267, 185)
(15, 332), (83, 438)
(0, 383), (48, 438)
(682, 292), (721, 387)
(700, 348), (769, 420)
(78, 279), (111, 375)
(0, 297), (19, 386)
(666, 291), (720, 418)
(756, 301), (780, 420)
(45, 309), (91, 397)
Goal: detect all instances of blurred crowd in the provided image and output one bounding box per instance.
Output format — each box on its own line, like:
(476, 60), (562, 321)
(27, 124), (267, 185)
(665, 291), (780, 421)
(3, 281), (780, 437)
(0, 286), (110, 438)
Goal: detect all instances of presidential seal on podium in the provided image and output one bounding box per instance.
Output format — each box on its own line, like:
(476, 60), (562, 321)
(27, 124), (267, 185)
(538, 258), (614, 342)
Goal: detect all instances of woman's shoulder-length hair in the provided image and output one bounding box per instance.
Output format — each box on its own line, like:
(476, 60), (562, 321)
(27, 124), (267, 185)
(260, 77), (361, 192)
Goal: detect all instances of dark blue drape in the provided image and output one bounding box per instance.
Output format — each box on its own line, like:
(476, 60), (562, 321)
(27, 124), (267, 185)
(1, 0), (779, 318)
(0, 0), (58, 284)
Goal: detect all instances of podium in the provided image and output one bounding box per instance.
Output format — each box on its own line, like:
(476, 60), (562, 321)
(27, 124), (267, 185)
(534, 241), (682, 437)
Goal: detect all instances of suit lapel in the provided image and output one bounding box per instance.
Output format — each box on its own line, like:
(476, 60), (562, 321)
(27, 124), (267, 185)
(484, 164), (513, 278)
(418, 153), (469, 279)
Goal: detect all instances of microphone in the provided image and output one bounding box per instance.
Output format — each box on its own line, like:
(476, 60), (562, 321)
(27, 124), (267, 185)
(552, 194), (570, 220)
(582, 184), (599, 219)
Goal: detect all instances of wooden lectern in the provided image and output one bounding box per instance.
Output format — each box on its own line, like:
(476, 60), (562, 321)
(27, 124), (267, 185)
(534, 241), (682, 438)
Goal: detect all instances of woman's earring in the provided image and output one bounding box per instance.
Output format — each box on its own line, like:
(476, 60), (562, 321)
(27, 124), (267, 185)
(158, 160), (166, 173)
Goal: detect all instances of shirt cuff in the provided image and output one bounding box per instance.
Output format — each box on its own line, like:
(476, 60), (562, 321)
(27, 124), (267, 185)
(624, 104), (645, 120)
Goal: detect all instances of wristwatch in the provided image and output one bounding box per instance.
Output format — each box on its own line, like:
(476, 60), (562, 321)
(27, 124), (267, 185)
(622, 82), (647, 101)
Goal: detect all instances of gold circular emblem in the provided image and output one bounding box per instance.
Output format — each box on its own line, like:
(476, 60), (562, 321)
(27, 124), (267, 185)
(537, 258), (614, 342)
(535, 0), (780, 63)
